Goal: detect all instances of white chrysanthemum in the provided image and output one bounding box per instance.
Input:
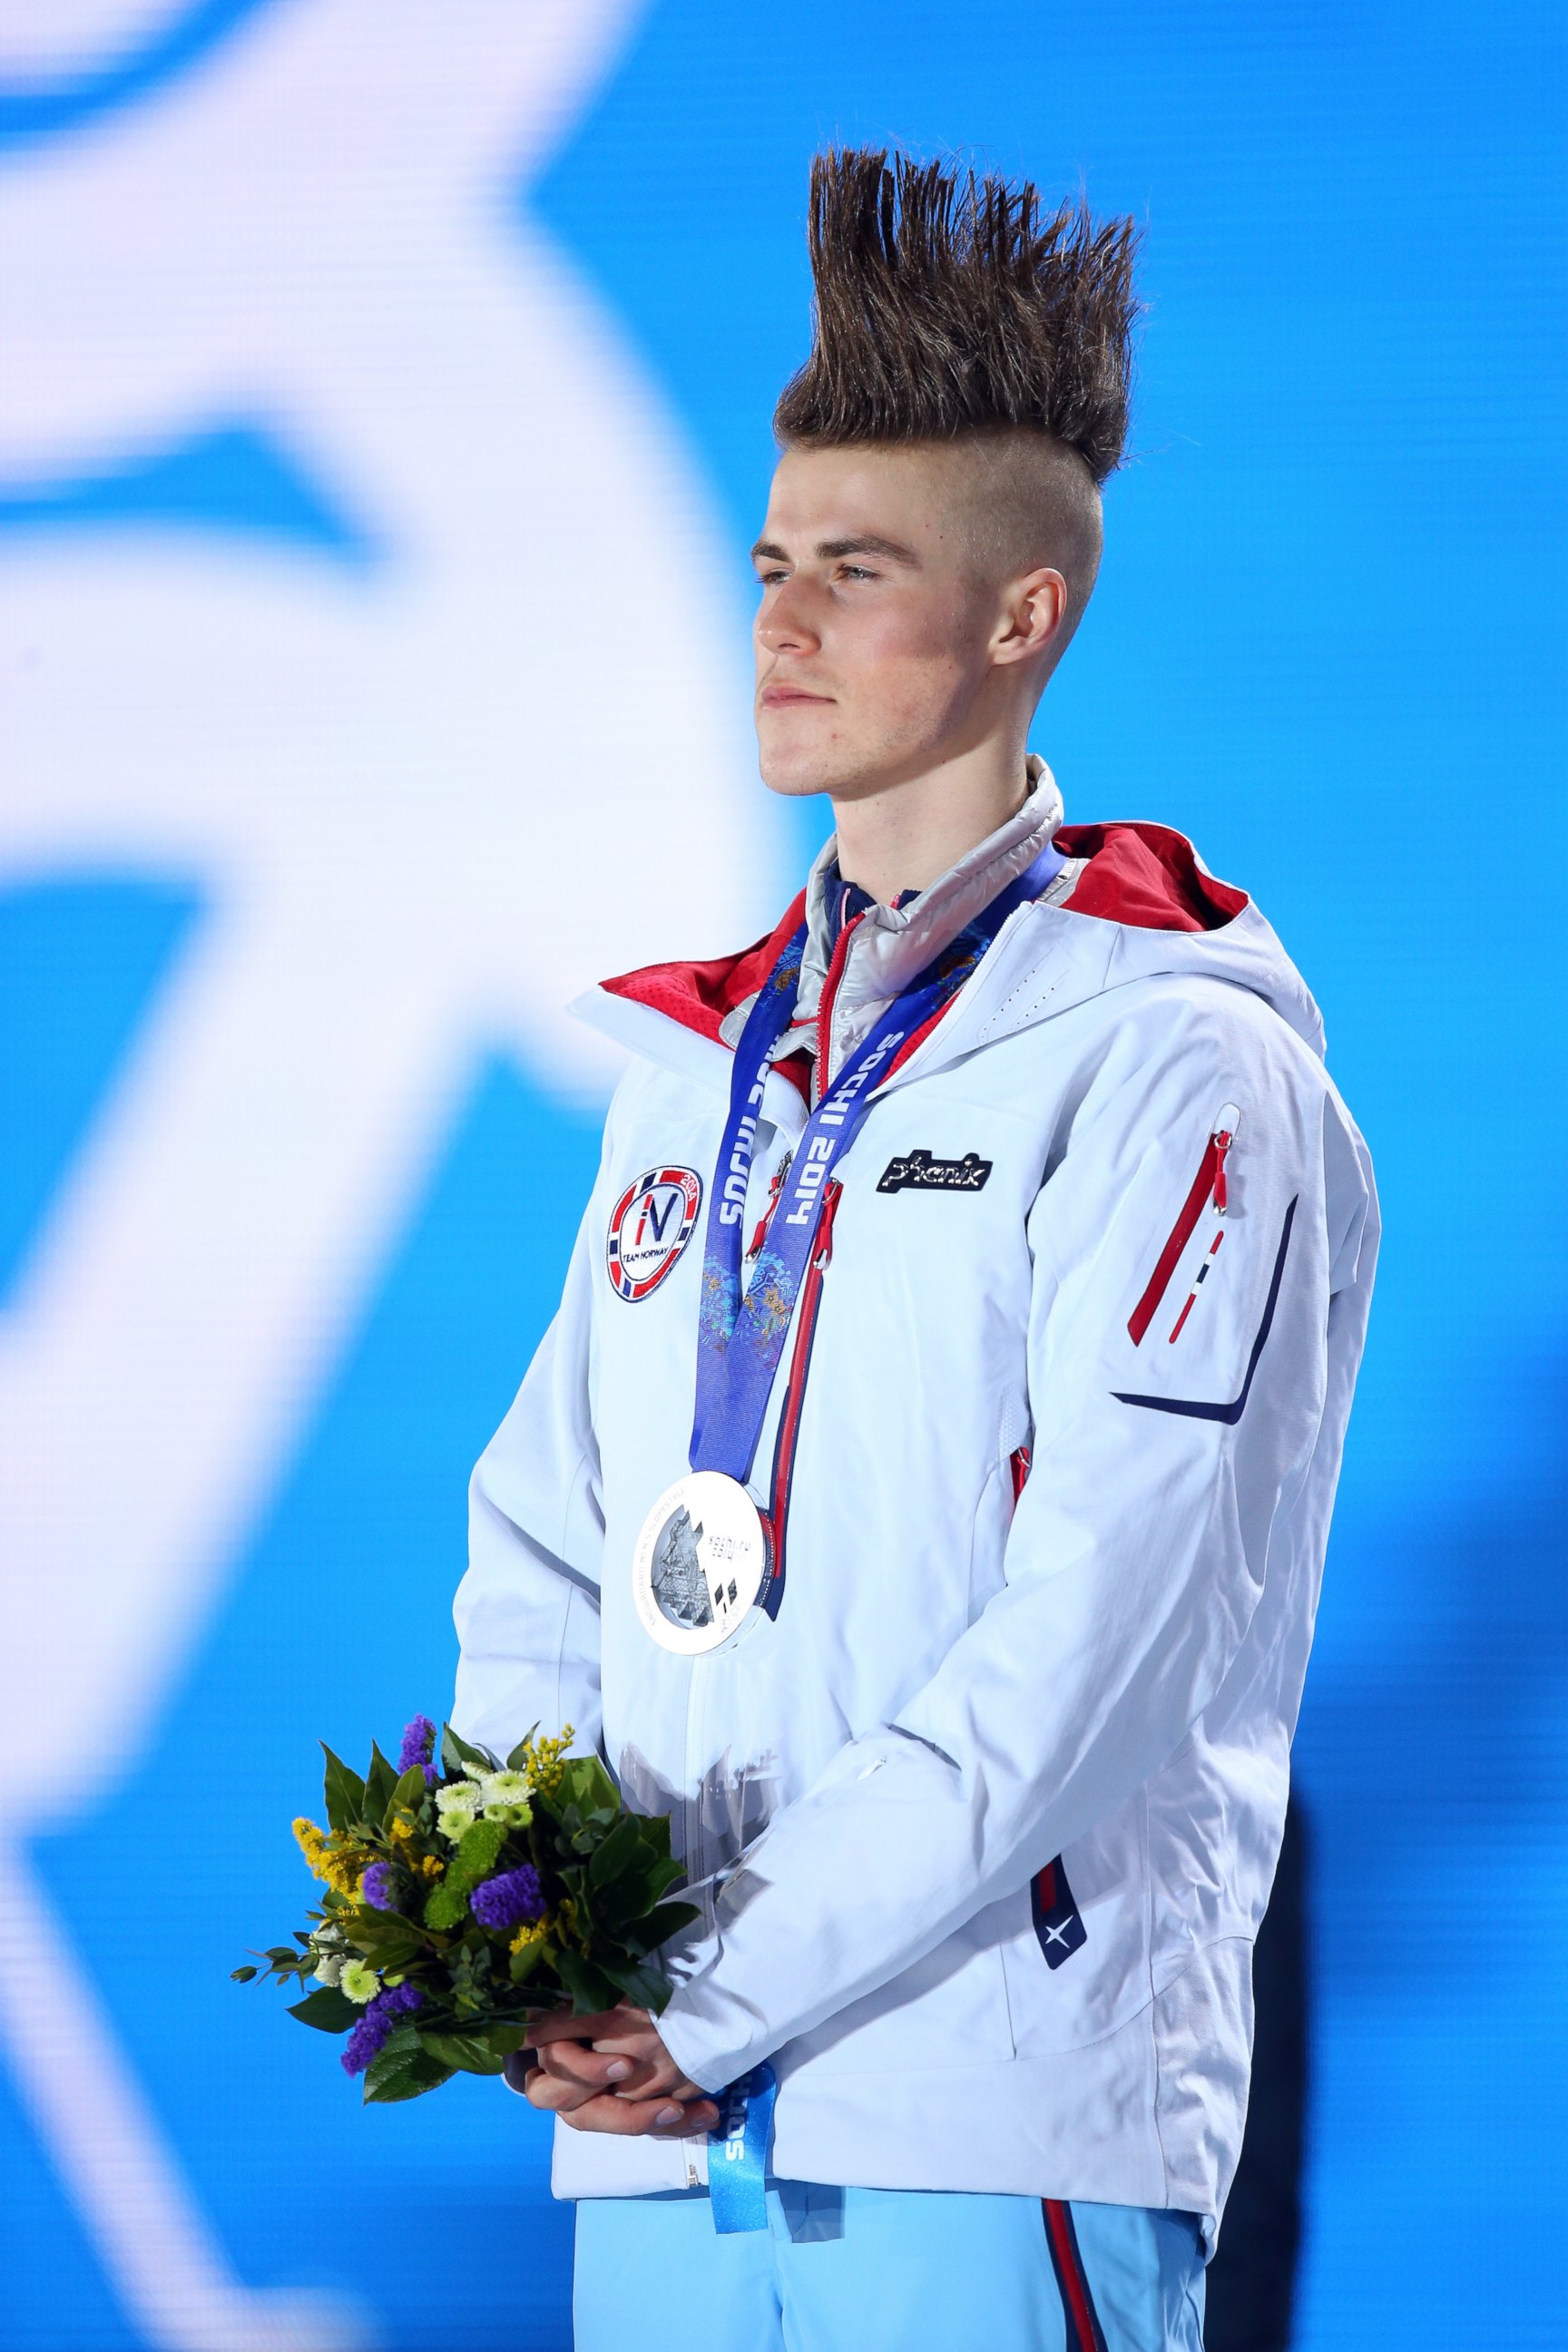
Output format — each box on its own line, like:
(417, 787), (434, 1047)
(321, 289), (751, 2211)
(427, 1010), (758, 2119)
(339, 1960), (379, 2005)
(312, 1952), (344, 1988)
(435, 1783), (482, 1842)
(479, 1769), (534, 1826)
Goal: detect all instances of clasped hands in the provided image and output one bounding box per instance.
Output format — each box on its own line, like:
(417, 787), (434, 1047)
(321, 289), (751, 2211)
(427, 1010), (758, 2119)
(505, 2004), (719, 2138)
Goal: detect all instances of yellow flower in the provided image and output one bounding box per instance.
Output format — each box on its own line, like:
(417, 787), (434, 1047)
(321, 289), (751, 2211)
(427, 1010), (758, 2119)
(324, 1848), (366, 1897)
(509, 1916), (550, 1955)
(292, 1818), (329, 1876)
(518, 1724), (575, 1797)
(293, 1818), (371, 1896)
(417, 1853), (445, 1879)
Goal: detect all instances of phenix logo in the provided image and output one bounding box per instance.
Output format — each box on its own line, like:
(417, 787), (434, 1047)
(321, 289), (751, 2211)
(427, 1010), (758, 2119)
(877, 1149), (994, 1195)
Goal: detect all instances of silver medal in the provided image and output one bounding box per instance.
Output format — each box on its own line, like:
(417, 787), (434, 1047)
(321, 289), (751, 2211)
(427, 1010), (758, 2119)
(632, 1470), (771, 1656)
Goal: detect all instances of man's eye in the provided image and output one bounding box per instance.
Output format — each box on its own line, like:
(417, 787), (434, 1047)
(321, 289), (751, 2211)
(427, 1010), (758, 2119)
(756, 569), (789, 587)
(838, 564), (877, 582)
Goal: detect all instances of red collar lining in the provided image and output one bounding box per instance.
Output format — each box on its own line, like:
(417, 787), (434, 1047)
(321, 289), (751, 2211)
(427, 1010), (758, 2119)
(597, 826), (1245, 1043)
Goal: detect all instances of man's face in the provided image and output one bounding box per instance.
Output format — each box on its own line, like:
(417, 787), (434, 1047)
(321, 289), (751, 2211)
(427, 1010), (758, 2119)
(751, 444), (1004, 801)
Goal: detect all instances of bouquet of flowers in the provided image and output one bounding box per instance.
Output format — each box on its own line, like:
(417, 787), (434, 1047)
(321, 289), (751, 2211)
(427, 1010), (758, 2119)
(233, 1715), (698, 2102)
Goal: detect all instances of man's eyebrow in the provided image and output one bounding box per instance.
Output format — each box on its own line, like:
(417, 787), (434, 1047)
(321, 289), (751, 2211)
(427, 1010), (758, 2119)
(749, 533), (922, 567)
(815, 533), (920, 565)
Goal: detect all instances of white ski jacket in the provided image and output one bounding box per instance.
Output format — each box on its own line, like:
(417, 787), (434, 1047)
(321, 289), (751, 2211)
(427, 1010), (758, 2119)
(452, 770), (1377, 2246)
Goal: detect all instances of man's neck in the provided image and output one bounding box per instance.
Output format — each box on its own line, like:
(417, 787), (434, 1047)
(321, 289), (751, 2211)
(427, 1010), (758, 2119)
(828, 740), (1033, 904)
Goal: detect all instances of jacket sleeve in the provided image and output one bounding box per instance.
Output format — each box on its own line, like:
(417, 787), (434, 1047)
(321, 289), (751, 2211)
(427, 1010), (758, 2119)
(449, 1110), (614, 1765)
(655, 993), (1377, 2093)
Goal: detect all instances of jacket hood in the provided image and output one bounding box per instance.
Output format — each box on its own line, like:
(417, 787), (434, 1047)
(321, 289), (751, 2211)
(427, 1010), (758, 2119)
(572, 814), (1325, 1092)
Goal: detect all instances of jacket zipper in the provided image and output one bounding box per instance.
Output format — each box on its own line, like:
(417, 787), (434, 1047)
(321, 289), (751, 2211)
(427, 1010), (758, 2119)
(746, 1150), (791, 1259)
(1126, 1102), (1241, 1347)
(761, 1176), (842, 1611)
(814, 913), (864, 1099)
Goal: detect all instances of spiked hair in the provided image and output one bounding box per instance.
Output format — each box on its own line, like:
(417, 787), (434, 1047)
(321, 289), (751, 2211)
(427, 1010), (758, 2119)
(774, 150), (1141, 486)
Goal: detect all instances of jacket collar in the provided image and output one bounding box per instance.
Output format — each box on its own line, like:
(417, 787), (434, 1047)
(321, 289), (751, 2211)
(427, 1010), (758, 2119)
(789, 755), (1066, 1044)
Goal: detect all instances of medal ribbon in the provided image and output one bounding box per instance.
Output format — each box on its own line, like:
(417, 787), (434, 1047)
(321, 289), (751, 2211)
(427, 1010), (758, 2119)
(706, 2061), (777, 2234)
(690, 840), (1064, 1483)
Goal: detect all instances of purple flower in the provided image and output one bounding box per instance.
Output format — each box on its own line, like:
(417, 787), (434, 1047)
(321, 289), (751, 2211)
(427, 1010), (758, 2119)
(359, 1861), (397, 1912)
(469, 1865), (544, 1932)
(397, 1713), (438, 1788)
(339, 1981), (424, 2075)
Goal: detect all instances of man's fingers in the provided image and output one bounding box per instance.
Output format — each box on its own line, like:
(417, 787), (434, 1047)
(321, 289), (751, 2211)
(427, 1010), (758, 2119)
(535, 2039), (658, 2096)
(527, 2006), (633, 2045)
(556, 2092), (720, 2138)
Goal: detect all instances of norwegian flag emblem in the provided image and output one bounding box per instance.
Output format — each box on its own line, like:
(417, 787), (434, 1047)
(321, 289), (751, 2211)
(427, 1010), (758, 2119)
(606, 1167), (702, 1302)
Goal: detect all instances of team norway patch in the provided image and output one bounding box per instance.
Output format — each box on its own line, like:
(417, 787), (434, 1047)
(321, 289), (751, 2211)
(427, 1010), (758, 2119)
(606, 1167), (702, 1302)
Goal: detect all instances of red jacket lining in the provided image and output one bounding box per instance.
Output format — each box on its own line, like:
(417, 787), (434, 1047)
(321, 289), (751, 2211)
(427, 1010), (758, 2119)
(597, 824), (1245, 1045)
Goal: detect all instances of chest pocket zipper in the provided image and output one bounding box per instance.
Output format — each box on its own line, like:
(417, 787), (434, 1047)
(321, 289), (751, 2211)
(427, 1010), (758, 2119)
(759, 1177), (841, 1616)
(1126, 1102), (1241, 1348)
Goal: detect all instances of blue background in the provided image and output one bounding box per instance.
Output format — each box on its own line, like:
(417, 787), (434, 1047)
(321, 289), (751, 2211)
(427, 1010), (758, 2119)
(3, 4), (1564, 2345)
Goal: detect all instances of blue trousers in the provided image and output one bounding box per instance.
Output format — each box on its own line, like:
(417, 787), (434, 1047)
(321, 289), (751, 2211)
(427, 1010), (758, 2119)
(573, 2183), (1207, 2351)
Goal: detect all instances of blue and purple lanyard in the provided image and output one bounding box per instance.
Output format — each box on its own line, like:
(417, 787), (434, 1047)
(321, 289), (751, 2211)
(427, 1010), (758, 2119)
(691, 837), (1063, 2229)
(690, 838), (1064, 1487)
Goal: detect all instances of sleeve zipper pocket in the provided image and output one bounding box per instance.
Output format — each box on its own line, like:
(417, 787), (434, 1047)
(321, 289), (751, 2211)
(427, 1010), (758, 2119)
(1126, 1103), (1241, 1347)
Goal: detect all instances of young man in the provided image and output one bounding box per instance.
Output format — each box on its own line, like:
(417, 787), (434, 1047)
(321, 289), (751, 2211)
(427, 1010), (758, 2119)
(453, 150), (1377, 2351)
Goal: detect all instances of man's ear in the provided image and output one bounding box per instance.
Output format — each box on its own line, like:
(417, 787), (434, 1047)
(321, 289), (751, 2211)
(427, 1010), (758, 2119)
(991, 568), (1068, 667)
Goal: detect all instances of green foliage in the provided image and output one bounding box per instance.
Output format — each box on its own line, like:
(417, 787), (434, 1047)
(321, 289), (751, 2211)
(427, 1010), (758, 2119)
(362, 2024), (454, 2104)
(440, 1723), (495, 1779)
(389, 1762), (429, 1819)
(287, 1985), (358, 2034)
(319, 1745), (366, 1833)
(418, 2030), (511, 2075)
(363, 1742), (397, 1822)
(346, 1916), (425, 1971)
(554, 1948), (622, 2014)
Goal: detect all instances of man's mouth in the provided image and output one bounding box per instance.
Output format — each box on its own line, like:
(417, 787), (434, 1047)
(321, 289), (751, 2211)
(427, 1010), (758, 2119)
(760, 681), (834, 709)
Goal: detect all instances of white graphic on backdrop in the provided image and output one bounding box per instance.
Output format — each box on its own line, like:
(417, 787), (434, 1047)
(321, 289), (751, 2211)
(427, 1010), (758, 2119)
(0, 3), (772, 2345)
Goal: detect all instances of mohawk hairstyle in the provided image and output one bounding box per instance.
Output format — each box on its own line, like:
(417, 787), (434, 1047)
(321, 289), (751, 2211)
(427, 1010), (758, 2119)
(774, 149), (1141, 487)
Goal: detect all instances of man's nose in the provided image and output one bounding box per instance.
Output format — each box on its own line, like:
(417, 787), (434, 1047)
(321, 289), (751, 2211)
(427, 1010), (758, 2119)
(755, 577), (821, 656)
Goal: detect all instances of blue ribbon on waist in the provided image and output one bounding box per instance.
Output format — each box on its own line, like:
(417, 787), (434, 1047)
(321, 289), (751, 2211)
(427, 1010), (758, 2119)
(707, 2062), (777, 2234)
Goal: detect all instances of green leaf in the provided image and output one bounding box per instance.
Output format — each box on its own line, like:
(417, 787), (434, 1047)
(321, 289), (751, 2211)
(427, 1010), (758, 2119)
(595, 1958), (673, 2013)
(586, 1813), (643, 1890)
(508, 1939), (543, 1985)
(416, 2031), (510, 2075)
(504, 1724), (542, 1773)
(230, 1965), (259, 1982)
(627, 1900), (701, 1955)
(346, 1920), (424, 1971)
(440, 1722), (495, 1779)
(287, 1985), (358, 2034)
(319, 1744), (366, 1833)
(554, 1948), (621, 2014)
(423, 1882), (470, 1932)
(390, 1763), (429, 1818)
(556, 1755), (618, 1815)
(637, 1810), (672, 1860)
(362, 2024), (454, 2104)
(364, 1742), (397, 1821)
